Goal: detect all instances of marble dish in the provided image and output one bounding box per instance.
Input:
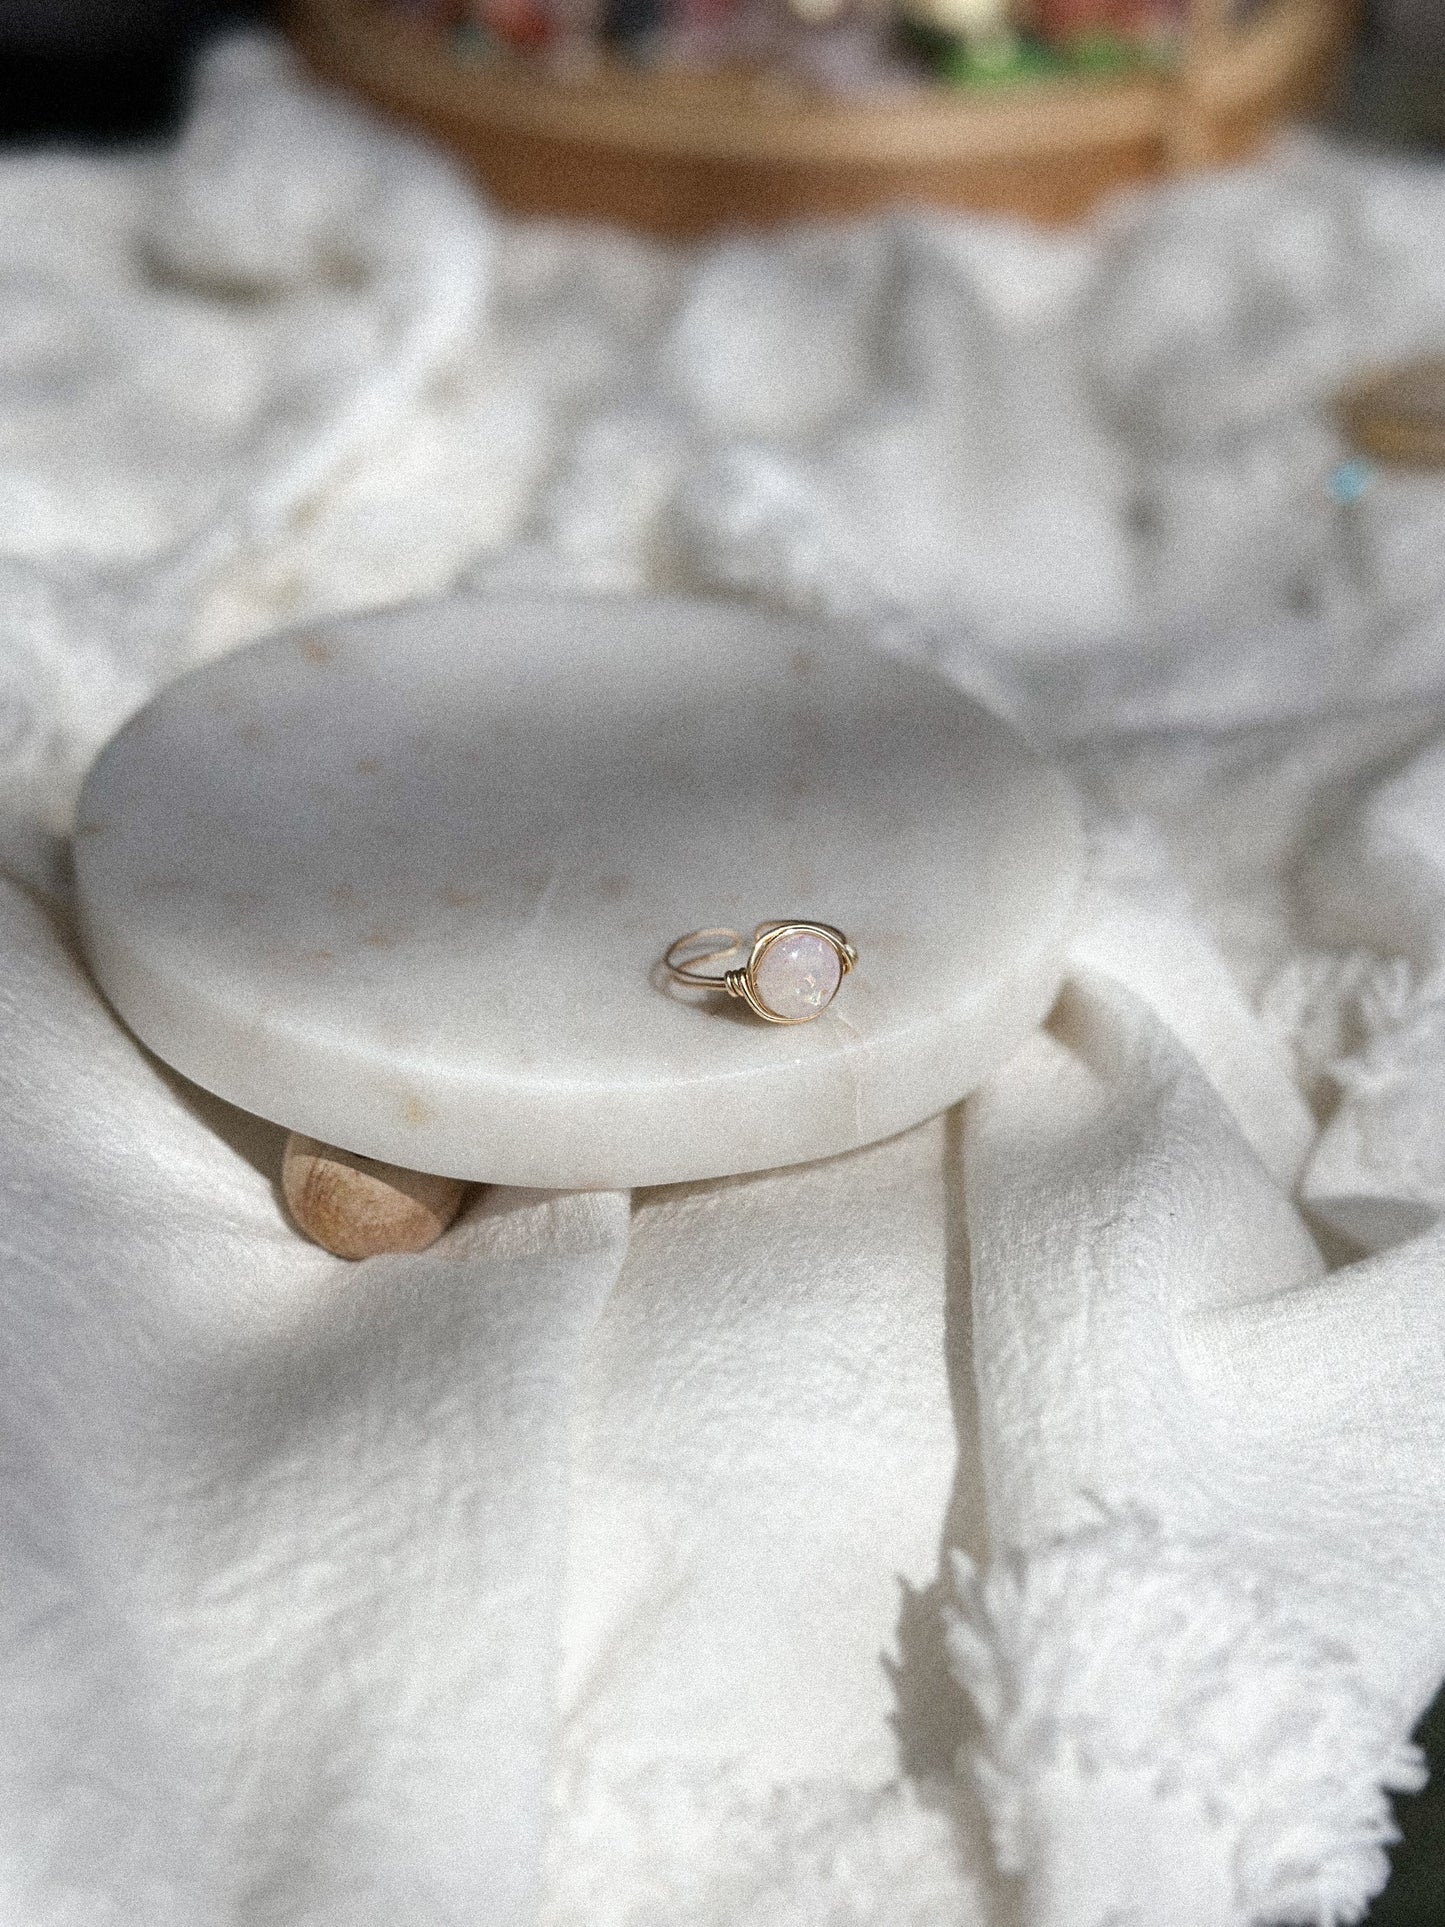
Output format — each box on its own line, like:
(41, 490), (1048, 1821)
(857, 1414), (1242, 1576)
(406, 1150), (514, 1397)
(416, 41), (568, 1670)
(74, 594), (1081, 1189)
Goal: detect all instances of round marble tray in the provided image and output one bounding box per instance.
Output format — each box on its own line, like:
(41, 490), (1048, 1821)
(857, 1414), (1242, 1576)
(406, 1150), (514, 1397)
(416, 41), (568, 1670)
(74, 594), (1081, 1190)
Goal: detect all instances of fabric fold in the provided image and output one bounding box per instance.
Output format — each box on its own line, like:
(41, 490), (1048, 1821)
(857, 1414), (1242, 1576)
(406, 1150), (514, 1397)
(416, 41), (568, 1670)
(548, 1117), (981, 1925)
(0, 879), (628, 1927)
(956, 970), (1444, 1926)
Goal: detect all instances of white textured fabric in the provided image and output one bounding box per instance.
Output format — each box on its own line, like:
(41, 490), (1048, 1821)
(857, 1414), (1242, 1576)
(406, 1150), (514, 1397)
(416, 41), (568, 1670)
(5, 31), (1445, 1926)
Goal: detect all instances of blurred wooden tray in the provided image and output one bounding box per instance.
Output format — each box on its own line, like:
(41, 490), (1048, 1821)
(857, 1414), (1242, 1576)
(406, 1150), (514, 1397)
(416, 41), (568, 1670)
(289, 0), (1356, 233)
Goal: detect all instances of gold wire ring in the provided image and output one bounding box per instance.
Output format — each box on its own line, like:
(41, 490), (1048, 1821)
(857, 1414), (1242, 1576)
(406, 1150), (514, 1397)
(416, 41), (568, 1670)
(663, 922), (857, 1026)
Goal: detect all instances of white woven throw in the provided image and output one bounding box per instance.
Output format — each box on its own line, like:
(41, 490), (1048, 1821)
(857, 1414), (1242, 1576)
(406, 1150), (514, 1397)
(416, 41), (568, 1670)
(4, 33), (1445, 1926)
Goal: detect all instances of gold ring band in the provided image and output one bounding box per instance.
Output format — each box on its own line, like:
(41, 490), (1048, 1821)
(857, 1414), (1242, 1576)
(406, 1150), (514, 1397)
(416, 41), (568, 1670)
(664, 922), (857, 1025)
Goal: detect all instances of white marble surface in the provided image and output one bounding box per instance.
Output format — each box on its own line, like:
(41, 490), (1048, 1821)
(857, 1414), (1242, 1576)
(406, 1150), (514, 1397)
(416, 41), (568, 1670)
(74, 595), (1081, 1188)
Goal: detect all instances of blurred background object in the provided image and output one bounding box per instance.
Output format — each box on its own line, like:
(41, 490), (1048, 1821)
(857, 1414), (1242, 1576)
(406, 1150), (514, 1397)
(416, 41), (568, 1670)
(8, 0), (1442, 199)
(1339, 359), (1445, 469)
(288, 0), (1359, 230)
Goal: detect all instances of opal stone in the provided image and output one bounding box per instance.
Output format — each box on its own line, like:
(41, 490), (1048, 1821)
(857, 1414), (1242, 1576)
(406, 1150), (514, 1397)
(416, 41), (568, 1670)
(753, 930), (843, 1022)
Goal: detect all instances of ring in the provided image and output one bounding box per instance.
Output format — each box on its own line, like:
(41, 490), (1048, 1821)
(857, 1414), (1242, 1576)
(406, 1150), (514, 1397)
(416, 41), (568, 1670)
(663, 922), (857, 1025)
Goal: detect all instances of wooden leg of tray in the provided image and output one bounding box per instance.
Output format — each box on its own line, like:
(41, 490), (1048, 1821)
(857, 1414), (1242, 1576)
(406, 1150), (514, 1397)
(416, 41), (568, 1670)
(282, 1133), (470, 1260)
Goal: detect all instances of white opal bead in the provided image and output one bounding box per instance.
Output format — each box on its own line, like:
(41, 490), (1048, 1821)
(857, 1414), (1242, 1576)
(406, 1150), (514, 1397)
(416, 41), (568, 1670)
(753, 930), (842, 1021)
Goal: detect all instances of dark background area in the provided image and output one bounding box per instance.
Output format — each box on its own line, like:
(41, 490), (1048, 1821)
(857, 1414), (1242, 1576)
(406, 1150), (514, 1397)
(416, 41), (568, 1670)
(0, 0), (266, 141)
(0, 0), (1443, 1920)
(1373, 1692), (1445, 1927)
